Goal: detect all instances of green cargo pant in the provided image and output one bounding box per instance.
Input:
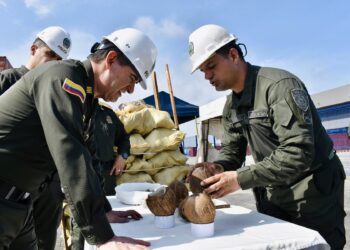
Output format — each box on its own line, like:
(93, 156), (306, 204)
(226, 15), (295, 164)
(0, 197), (37, 250)
(33, 174), (63, 250)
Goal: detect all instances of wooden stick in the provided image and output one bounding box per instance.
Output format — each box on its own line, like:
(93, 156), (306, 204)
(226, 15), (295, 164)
(165, 64), (179, 129)
(215, 204), (231, 209)
(151, 71), (160, 110)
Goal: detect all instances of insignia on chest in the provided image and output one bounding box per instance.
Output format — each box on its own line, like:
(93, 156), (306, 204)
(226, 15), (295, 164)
(106, 115), (113, 124)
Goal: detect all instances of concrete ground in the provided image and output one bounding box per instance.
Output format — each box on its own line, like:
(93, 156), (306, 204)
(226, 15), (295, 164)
(55, 154), (350, 249)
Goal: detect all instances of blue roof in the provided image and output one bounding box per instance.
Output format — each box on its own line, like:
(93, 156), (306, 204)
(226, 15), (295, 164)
(143, 91), (199, 124)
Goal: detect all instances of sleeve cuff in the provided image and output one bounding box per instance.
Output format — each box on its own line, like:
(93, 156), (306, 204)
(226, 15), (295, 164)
(236, 165), (255, 190)
(81, 212), (115, 245)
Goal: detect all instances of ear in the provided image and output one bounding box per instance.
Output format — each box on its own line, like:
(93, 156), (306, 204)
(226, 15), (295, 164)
(228, 48), (239, 62)
(105, 50), (118, 69)
(30, 44), (38, 56)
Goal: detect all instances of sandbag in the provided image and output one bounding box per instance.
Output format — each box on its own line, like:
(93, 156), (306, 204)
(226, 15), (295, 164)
(125, 158), (159, 175)
(148, 150), (188, 169)
(144, 128), (185, 156)
(129, 134), (149, 155)
(115, 100), (151, 116)
(152, 165), (191, 186)
(116, 172), (154, 185)
(118, 108), (175, 135)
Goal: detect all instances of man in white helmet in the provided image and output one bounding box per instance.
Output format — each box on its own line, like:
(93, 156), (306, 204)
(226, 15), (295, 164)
(0, 27), (157, 249)
(188, 24), (346, 249)
(0, 25), (71, 250)
(0, 26), (71, 94)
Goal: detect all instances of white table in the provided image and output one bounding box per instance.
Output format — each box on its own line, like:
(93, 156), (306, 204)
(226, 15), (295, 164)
(85, 196), (329, 250)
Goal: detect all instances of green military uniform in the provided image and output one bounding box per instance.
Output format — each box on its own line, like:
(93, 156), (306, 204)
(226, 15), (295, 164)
(94, 104), (130, 195)
(0, 65), (64, 250)
(215, 63), (346, 249)
(70, 104), (130, 250)
(0, 66), (29, 95)
(0, 59), (114, 248)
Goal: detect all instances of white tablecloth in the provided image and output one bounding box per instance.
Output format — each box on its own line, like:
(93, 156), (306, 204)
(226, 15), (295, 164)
(85, 196), (329, 250)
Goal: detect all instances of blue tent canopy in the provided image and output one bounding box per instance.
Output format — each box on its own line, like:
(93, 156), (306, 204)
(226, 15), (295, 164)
(143, 91), (199, 124)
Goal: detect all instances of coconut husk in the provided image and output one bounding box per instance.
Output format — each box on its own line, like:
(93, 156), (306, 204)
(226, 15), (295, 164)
(189, 167), (212, 193)
(179, 193), (215, 224)
(168, 181), (189, 207)
(146, 186), (176, 216)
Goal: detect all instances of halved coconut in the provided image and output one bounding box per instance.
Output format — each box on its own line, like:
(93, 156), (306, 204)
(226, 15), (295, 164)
(146, 186), (176, 216)
(179, 193), (216, 224)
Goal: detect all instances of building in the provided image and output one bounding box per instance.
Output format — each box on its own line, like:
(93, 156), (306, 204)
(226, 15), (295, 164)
(187, 84), (350, 161)
(0, 56), (13, 71)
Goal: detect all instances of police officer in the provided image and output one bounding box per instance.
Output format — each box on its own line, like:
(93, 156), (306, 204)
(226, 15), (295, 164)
(94, 101), (130, 194)
(70, 101), (133, 250)
(188, 24), (346, 249)
(0, 26), (71, 250)
(0, 27), (157, 250)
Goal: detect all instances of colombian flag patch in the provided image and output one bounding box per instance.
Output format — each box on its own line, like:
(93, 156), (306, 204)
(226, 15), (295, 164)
(62, 78), (86, 103)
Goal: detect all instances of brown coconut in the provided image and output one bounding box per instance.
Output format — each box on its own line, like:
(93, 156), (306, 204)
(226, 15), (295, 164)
(179, 193), (216, 224)
(189, 165), (224, 193)
(146, 186), (176, 216)
(189, 167), (209, 193)
(168, 181), (189, 207)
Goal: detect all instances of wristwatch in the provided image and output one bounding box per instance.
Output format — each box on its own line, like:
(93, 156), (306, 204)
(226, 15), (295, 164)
(121, 152), (129, 160)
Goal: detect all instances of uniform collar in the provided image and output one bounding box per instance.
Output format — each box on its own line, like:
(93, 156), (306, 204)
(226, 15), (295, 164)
(19, 65), (29, 75)
(231, 63), (260, 109)
(82, 60), (94, 95)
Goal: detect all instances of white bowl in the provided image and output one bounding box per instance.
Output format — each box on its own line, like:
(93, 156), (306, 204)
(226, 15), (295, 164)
(115, 182), (162, 205)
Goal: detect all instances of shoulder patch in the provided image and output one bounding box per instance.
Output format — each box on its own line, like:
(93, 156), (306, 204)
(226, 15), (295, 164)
(291, 89), (309, 112)
(62, 78), (86, 103)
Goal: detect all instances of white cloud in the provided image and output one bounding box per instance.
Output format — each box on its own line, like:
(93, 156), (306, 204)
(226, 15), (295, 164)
(68, 30), (97, 61)
(24, 0), (54, 17)
(134, 16), (187, 39)
(0, 0), (7, 7)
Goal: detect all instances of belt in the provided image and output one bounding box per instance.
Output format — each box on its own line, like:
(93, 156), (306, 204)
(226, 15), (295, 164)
(0, 180), (30, 203)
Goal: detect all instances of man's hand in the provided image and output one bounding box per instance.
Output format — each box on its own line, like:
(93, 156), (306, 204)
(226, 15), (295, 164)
(106, 210), (142, 223)
(110, 155), (126, 176)
(201, 171), (241, 198)
(186, 162), (224, 182)
(97, 235), (150, 250)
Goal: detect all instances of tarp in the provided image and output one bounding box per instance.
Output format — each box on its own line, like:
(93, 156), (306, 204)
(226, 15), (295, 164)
(143, 91), (199, 124)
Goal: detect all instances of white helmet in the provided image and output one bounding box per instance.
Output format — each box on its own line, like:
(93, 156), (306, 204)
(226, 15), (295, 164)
(104, 28), (157, 90)
(37, 26), (71, 59)
(189, 24), (237, 73)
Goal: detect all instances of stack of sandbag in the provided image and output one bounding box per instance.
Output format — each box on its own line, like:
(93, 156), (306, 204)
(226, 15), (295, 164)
(115, 100), (191, 186)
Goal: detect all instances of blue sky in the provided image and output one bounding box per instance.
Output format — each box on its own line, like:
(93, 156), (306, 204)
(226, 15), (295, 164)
(1, 0), (350, 135)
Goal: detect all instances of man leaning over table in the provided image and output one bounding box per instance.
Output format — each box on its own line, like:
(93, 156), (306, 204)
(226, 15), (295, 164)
(0, 27), (157, 249)
(188, 24), (346, 250)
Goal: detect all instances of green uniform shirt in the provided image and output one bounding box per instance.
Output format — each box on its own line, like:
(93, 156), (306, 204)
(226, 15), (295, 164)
(93, 104), (130, 162)
(215, 63), (345, 218)
(0, 59), (114, 245)
(0, 65), (29, 95)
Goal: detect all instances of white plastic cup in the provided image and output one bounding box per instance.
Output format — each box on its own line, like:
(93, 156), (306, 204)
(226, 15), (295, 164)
(154, 214), (175, 229)
(191, 222), (214, 237)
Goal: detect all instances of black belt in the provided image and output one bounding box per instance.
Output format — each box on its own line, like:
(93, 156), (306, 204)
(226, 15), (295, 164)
(0, 180), (30, 203)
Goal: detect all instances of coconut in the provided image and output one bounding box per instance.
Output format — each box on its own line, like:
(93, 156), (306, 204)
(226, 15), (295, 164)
(179, 193), (216, 224)
(189, 165), (223, 193)
(168, 181), (189, 207)
(146, 186), (176, 216)
(189, 167), (209, 193)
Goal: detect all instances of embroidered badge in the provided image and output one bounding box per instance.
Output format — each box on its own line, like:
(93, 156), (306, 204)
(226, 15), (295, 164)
(62, 78), (86, 103)
(86, 86), (93, 94)
(291, 89), (309, 112)
(106, 115), (113, 124)
(188, 41), (194, 56)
